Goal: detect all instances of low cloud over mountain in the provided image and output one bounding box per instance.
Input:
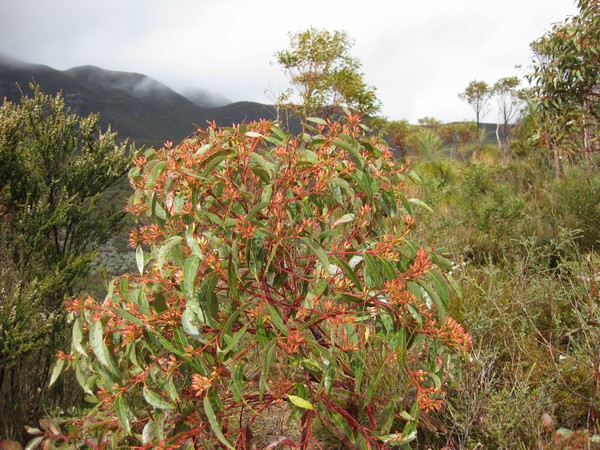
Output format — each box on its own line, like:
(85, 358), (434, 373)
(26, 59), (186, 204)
(0, 54), (275, 147)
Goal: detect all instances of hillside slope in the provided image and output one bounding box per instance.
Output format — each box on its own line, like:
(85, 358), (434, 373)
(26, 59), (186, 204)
(0, 55), (276, 147)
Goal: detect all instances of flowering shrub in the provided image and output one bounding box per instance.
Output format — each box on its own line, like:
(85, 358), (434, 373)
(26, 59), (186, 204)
(48, 117), (470, 448)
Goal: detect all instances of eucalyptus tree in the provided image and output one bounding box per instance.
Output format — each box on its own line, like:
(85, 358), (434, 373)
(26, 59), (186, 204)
(275, 28), (381, 121)
(459, 80), (492, 161)
(492, 76), (524, 166)
(529, 0), (599, 175)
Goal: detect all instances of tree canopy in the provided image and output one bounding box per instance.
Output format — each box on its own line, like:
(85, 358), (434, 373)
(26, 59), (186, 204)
(528, 0), (599, 174)
(275, 28), (381, 121)
(459, 80), (492, 161)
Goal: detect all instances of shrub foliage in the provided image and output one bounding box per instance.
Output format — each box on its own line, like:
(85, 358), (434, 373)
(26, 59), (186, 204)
(49, 117), (470, 448)
(0, 86), (131, 441)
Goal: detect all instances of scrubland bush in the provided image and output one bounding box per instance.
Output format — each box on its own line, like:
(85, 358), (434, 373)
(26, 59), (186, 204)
(37, 118), (470, 449)
(411, 151), (600, 448)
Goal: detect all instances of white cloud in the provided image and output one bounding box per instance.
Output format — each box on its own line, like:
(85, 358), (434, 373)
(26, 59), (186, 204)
(0, 0), (579, 122)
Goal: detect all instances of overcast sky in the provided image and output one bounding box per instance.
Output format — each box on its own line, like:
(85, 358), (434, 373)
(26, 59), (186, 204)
(0, 0), (578, 123)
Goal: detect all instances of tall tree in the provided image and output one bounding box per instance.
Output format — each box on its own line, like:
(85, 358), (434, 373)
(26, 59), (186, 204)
(459, 80), (492, 161)
(492, 76), (524, 166)
(0, 86), (132, 441)
(275, 28), (381, 121)
(528, 0), (599, 175)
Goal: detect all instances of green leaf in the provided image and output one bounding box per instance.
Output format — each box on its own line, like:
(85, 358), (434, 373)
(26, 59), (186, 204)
(185, 225), (204, 258)
(174, 327), (189, 353)
(306, 117), (328, 125)
(221, 322), (251, 359)
(200, 149), (234, 177)
(183, 254), (200, 301)
(155, 331), (183, 356)
(259, 339), (277, 400)
(446, 273), (462, 300)
(182, 307), (205, 339)
(377, 432), (417, 445)
(332, 213), (354, 228)
(114, 307), (144, 326)
(333, 137), (364, 170)
(147, 160), (167, 187)
(48, 358), (65, 387)
(426, 270), (449, 308)
(333, 256), (363, 291)
(89, 320), (109, 367)
(136, 246), (145, 275)
(266, 303), (288, 335)
(419, 280), (446, 323)
(72, 318), (87, 357)
(407, 170), (422, 185)
(364, 253), (382, 288)
(231, 363), (244, 403)
(287, 394), (314, 410)
(300, 237), (330, 273)
(157, 236), (184, 270)
(24, 436), (44, 450)
(143, 386), (176, 411)
(114, 396), (131, 434)
(204, 395), (235, 449)
(250, 152), (274, 178)
(408, 198), (433, 213)
(245, 131), (264, 138)
(153, 293), (167, 314)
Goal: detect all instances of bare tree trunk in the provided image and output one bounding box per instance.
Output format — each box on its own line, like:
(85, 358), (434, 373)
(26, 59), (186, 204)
(474, 126), (481, 162)
(553, 144), (561, 178)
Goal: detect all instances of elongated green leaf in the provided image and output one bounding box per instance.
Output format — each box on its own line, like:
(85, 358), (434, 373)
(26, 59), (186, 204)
(90, 320), (109, 367)
(155, 331), (184, 356)
(364, 253), (382, 288)
(427, 270), (449, 308)
(332, 213), (354, 228)
(24, 436), (44, 450)
(201, 149), (234, 177)
(334, 256), (363, 290)
(48, 358), (65, 387)
(174, 327), (189, 353)
(185, 225), (204, 258)
(446, 273), (462, 300)
(250, 152), (274, 177)
(418, 280), (446, 323)
(147, 160), (167, 187)
(231, 363), (244, 403)
(183, 254), (200, 301)
(74, 360), (93, 395)
(259, 340), (277, 400)
(114, 396), (131, 434)
(333, 138), (364, 170)
(204, 395), (235, 449)
(136, 288), (151, 316)
(300, 237), (330, 273)
(182, 307), (204, 339)
(114, 307), (144, 326)
(287, 394), (314, 410)
(157, 236), (184, 269)
(143, 386), (176, 411)
(221, 322), (251, 358)
(72, 318), (87, 357)
(245, 201), (269, 223)
(266, 303), (288, 335)
(136, 246), (144, 275)
(408, 198), (433, 213)
(306, 117), (328, 125)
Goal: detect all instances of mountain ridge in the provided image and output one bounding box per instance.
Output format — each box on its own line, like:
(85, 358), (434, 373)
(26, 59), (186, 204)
(0, 55), (276, 147)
